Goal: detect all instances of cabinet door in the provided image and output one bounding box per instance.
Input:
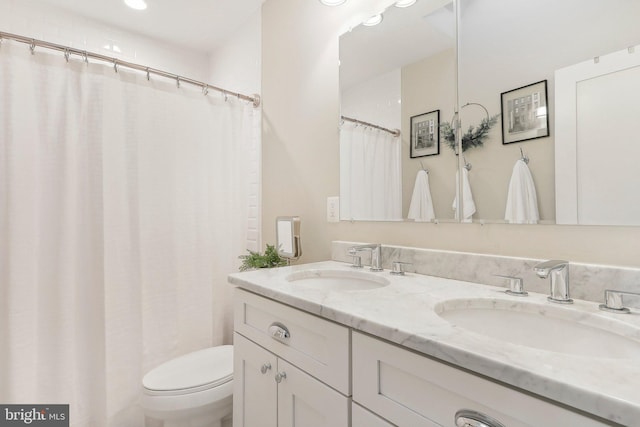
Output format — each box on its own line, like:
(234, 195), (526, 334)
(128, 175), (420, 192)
(233, 333), (278, 427)
(277, 358), (349, 427)
(352, 402), (395, 427)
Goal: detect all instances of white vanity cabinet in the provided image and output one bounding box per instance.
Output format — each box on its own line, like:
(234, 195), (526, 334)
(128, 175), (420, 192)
(352, 331), (609, 427)
(233, 289), (350, 427)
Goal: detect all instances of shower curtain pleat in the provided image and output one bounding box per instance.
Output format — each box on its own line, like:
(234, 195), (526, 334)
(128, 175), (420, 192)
(339, 123), (402, 221)
(0, 41), (257, 426)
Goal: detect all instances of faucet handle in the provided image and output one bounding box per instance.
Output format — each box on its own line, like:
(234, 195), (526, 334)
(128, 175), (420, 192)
(494, 274), (528, 296)
(599, 289), (640, 314)
(350, 254), (363, 269)
(390, 261), (412, 276)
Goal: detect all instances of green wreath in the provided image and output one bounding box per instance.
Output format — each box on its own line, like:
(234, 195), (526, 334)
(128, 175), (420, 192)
(441, 114), (500, 153)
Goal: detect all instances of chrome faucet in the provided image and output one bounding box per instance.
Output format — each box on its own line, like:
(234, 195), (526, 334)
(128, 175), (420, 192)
(348, 244), (383, 271)
(534, 260), (573, 304)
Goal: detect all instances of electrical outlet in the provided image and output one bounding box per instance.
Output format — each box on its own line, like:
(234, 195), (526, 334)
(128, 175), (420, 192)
(327, 196), (340, 223)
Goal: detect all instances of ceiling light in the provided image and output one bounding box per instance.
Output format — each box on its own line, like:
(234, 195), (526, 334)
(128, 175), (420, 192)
(395, 0), (417, 7)
(362, 14), (383, 26)
(319, 0), (347, 5)
(124, 0), (147, 10)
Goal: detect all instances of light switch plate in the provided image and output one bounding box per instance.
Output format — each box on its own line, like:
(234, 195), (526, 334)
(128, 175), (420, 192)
(327, 196), (340, 223)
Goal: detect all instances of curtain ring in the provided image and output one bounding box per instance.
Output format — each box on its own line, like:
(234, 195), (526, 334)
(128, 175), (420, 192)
(202, 85), (209, 96)
(64, 48), (70, 63)
(176, 76), (180, 88)
(223, 92), (228, 102)
(29, 40), (36, 55)
(113, 59), (118, 73)
(146, 67), (150, 81)
(83, 51), (88, 65)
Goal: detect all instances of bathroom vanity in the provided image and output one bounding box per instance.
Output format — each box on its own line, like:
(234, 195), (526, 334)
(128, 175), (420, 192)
(229, 246), (640, 426)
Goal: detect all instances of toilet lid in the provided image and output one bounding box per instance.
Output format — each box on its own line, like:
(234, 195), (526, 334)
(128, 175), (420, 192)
(143, 345), (233, 393)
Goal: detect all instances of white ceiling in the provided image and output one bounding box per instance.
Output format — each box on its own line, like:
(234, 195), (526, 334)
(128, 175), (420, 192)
(340, 0), (454, 91)
(36, 0), (264, 53)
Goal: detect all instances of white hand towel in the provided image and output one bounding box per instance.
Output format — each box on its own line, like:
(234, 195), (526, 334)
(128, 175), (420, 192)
(452, 168), (476, 222)
(407, 170), (435, 221)
(505, 159), (539, 224)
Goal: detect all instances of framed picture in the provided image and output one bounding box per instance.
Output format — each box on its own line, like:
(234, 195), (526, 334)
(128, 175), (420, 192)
(500, 80), (549, 144)
(410, 110), (440, 158)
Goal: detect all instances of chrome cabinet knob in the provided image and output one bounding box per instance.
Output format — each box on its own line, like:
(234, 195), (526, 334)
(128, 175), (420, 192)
(274, 371), (287, 383)
(260, 362), (272, 374)
(455, 410), (505, 427)
(268, 322), (290, 341)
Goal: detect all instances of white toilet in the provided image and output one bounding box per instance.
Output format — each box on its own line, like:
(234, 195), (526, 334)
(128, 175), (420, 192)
(141, 345), (233, 427)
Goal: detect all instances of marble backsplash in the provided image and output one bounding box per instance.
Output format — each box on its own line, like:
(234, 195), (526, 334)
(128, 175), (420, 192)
(331, 241), (640, 306)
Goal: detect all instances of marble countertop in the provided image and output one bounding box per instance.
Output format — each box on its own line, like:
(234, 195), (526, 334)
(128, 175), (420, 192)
(228, 261), (640, 426)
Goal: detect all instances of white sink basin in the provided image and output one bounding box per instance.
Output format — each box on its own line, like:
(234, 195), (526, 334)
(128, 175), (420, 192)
(286, 269), (389, 291)
(435, 298), (640, 359)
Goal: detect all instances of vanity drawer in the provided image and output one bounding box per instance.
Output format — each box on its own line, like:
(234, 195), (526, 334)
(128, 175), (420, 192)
(352, 332), (608, 427)
(234, 289), (350, 394)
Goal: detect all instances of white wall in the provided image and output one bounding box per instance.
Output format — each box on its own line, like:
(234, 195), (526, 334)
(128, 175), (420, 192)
(261, 0), (640, 268)
(0, 0), (209, 81)
(341, 68), (401, 130)
(208, 9), (261, 96)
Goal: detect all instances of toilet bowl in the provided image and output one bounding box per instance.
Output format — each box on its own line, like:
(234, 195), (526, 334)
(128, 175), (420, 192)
(142, 345), (233, 427)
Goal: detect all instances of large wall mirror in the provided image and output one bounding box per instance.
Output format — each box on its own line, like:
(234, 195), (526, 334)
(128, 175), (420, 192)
(339, 0), (640, 226)
(458, 0), (640, 226)
(339, 0), (455, 222)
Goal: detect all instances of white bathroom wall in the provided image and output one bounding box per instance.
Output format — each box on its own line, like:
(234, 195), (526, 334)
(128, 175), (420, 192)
(0, 0), (209, 80)
(208, 9), (261, 96)
(340, 68), (401, 130)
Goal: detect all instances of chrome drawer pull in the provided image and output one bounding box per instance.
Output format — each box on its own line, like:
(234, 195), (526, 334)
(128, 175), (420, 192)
(275, 371), (287, 383)
(455, 410), (505, 427)
(269, 322), (290, 341)
(260, 362), (272, 374)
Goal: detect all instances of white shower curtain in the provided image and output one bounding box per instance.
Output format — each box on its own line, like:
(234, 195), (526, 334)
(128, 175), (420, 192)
(339, 123), (402, 221)
(0, 41), (258, 426)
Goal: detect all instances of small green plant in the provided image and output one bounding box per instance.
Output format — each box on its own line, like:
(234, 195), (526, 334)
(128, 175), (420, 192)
(441, 114), (500, 153)
(239, 244), (288, 271)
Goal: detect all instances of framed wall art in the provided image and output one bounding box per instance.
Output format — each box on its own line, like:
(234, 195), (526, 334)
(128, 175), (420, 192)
(410, 109), (440, 158)
(500, 80), (549, 144)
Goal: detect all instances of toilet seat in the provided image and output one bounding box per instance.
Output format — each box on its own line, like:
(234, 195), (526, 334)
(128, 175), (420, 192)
(143, 345), (233, 396)
(141, 345), (234, 420)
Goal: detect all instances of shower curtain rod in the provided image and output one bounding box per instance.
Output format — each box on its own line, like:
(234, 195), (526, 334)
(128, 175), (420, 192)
(341, 115), (400, 137)
(0, 31), (261, 108)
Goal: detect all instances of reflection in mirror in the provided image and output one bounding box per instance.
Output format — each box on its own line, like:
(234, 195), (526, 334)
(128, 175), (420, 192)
(556, 45), (640, 225)
(276, 216), (302, 259)
(339, 0), (455, 221)
(458, 0), (640, 225)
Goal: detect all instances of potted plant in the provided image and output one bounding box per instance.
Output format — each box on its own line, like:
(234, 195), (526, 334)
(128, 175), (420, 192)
(239, 244), (288, 271)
